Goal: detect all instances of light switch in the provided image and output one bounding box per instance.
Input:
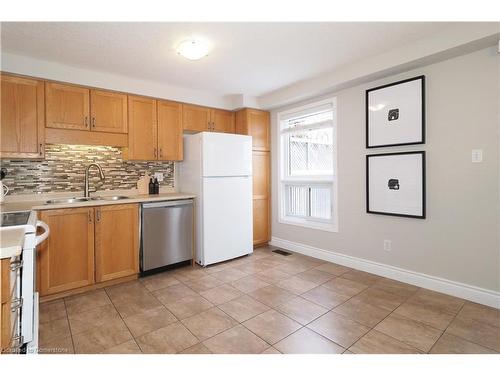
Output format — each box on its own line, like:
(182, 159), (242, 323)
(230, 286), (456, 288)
(471, 149), (483, 163)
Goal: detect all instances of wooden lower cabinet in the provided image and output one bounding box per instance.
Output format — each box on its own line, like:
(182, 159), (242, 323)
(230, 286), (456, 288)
(38, 208), (95, 296)
(253, 199), (270, 246)
(38, 203), (139, 297)
(94, 204), (139, 283)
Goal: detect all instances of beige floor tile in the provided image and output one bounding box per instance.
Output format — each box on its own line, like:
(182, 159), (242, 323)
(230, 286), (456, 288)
(108, 288), (163, 318)
(340, 270), (383, 286)
(136, 322), (199, 354)
(296, 269), (335, 284)
(351, 287), (407, 311)
(200, 284), (243, 305)
(343, 350), (355, 354)
(243, 309), (301, 344)
(211, 268), (249, 283)
(307, 311), (370, 348)
(39, 317), (71, 346)
(180, 343), (212, 354)
(38, 334), (74, 355)
(140, 272), (180, 292)
(64, 289), (111, 316)
(181, 307), (238, 341)
(123, 306), (178, 337)
(407, 289), (465, 314)
(255, 269), (292, 284)
(374, 313), (442, 352)
(277, 276), (318, 294)
(248, 285), (296, 307)
(164, 294), (214, 320)
(153, 283), (197, 305)
(234, 262), (270, 275)
(372, 278), (419, 299)
(73, 317), (133, 354)
(258, 257), (289, 269)
(68, 304), (120, 335)
(430, 333), (496, 354)
(322, 277), (368, 298)
(274, 262), (312, 275)
(203, 325), (269, 354)
(301, 286), (350, 309)
(172, 267), (208, 282)
(231, 275), (271, 293)
(184, 275), (225, 292)
(203, 261), (233, 274)
(314, 263), (351, 276)
(457, 302), (500, 328)
(275, 327), (344, 354)
(333, 298), (391, 328)
(262, 346), (282, 354)
(39, 299), (67, 323)
(349, 330), (422, 354)
(101, 339), (142, 354)
(394, 300), (457, 330)
(218, 295), (270, 323)
(446, 315), (500, 352)
(276, 296), (328, 325)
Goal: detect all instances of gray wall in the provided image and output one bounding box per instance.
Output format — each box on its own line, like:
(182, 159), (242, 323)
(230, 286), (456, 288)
(271, 46), (500, 292)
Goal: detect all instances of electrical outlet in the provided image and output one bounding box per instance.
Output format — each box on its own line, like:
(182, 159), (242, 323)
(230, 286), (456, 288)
(154, 172), (164, 182)
(383, 240), (392, 252)
(471, 149), (483, 163)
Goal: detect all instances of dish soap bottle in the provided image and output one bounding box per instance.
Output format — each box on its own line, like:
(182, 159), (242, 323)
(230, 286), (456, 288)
(148, 178), (155, 195)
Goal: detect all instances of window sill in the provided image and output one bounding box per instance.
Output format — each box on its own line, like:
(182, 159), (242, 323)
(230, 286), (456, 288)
(278, 217), (338, 233)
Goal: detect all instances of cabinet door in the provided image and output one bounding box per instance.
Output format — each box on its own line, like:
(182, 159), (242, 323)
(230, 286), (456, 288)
(127, 95), (157, 160)
(157, 100), (183, 161)
(45, 82), (90, 130)
(95, 204), (139, 283)
(253, 199), (270, 246)
(247, 109), (270, 151)
(182, 104), (210, 132)
(38, 208), (95, 296)
(0, 75), (45, 158)
(211, 109), (235, 133)
(253, 151), (270, 200)
(90, 90), (128, 133)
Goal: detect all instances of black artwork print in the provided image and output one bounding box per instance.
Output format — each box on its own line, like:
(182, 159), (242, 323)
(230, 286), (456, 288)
(388, 179), (400, 190)
(388, 108), (399, 121)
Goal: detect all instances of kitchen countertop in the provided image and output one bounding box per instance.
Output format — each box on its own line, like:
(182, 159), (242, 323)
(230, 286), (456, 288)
(0, 227), (25, 259)
(0, 192), (196, 213)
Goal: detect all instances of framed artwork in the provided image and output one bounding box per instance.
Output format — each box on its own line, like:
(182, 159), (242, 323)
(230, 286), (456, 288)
(366, 75), (425, 148)
(366, 151), (426, 219)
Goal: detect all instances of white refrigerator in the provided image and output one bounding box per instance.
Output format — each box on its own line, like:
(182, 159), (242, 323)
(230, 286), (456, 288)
(179, 132), (253, 266)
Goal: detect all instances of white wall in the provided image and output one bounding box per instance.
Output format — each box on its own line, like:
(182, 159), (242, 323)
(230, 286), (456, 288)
(271, 47), (500, 300)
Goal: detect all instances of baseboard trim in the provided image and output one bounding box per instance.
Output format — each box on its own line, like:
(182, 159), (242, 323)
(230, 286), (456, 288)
(270, 237), (500, 309)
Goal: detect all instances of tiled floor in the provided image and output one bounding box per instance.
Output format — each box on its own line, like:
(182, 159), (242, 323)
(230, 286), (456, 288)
(38, 246), (500, 354)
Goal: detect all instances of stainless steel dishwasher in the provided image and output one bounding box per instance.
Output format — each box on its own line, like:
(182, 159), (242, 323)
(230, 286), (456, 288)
(140, 199), (193, 274)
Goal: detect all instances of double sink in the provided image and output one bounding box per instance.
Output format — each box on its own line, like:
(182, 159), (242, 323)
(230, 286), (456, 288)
(45, 196), (130, 205)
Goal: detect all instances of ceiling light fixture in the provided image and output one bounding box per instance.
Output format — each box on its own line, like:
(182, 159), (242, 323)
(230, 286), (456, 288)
(176, 38), (210, 60)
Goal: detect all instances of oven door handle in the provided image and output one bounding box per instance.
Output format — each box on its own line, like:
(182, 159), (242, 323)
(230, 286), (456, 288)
(35, 220), (50, 246)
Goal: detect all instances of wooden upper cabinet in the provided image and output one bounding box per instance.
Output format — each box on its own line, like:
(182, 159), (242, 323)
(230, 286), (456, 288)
(126, 96), (157, 160)
(157, 100), (183, 161)
(236, 108), (270, 151)
(0, 74), (45, 158)
(90, 90), (128, 134)
(182, 104), (211, 132)
(45, 82), (90, 130)
(211, 109), (235, 133)
(38, 208), (95, 296)
(94, 204), (139, 283)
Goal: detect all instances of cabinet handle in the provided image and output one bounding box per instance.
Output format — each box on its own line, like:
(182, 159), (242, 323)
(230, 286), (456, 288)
(85, 116), (89, 127)
(92, 117), (96, 128)
(88, 211), (92, 223)
(39, 143), (44, 156)
(96, 208), (101, 222)
(159, 148), (163, 158)
(154, 148), (157, 158)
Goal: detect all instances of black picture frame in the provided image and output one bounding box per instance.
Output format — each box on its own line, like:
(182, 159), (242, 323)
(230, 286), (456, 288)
(366, 75), (425, 148)
(366, 151), (426, 219)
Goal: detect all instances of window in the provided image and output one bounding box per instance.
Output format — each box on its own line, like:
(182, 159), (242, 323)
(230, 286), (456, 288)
(278, 98), (337, 232)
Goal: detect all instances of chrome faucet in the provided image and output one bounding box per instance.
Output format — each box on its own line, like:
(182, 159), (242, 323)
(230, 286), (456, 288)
(84, 163), (105, 197)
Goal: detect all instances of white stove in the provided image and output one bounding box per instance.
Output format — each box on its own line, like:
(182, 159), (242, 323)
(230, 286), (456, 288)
(0, 210), (49, 353)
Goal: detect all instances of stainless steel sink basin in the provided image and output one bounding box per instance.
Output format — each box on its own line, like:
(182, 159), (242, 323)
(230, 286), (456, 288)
(97, 196), (130, 201)
(45, 197), (101, 205)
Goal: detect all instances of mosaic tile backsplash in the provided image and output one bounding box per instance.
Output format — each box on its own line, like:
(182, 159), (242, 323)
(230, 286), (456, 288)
(0, 144), (175, 195)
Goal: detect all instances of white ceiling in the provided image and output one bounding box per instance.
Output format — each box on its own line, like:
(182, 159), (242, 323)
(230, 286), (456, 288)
(1, 22), (457, 98)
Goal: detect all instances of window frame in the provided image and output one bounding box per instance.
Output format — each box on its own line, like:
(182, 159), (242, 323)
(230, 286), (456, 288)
(277, 97), (338, 233)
